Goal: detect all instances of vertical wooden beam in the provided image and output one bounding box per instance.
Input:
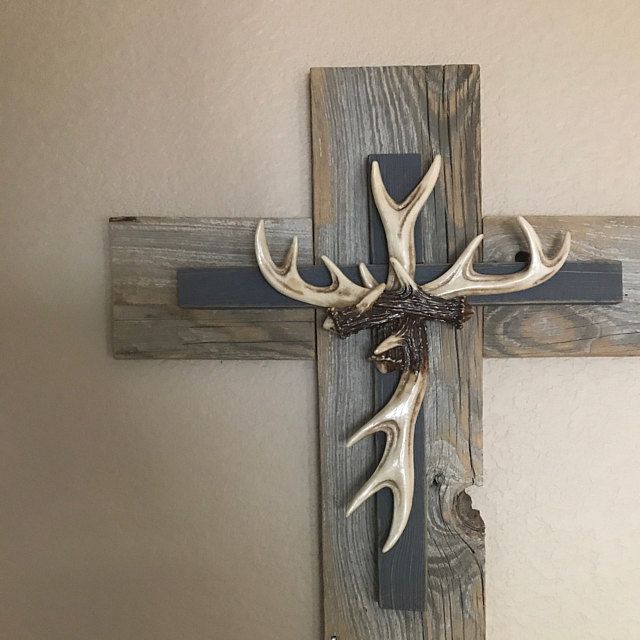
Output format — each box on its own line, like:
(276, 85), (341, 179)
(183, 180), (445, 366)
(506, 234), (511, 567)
(421, 65), (485, 639)
(311, 65), (485, 639)
(312, 67), (426, 639)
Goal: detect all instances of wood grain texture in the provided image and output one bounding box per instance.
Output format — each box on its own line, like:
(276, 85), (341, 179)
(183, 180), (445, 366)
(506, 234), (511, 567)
(420, 65), (485, 639)
(312, 66), (485, 639)
(109, 217), (315, 360)
(483, 216), (640, 357)
(312, 67), (425, 639)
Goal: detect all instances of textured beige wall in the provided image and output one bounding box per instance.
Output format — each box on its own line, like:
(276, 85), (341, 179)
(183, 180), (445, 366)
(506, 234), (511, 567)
(2, 1), (640, 638)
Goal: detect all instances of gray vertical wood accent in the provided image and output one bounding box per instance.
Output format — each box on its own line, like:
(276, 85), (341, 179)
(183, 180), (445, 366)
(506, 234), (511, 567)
(311, 65), (485, 639)
(368, 154), (427, 611)
(483, 215), (640, 357)
(109, 217), (315, 360)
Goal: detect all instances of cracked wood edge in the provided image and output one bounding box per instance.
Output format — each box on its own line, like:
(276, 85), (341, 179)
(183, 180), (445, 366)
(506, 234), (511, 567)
(483, 216), (640, 357)
(109, 217), (315, 360)
(312, 65), (485, 639)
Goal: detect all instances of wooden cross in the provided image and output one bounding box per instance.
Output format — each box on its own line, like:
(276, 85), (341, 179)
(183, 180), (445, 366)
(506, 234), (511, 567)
(109, 66), (632, 640)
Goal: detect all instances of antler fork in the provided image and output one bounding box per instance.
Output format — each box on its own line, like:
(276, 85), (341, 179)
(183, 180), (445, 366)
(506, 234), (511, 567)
(255, 156), (571, 551)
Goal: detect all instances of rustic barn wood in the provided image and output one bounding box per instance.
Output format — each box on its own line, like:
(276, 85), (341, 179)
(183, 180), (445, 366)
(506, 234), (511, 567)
(311, 65), (485, 639)
(110, 216), (622, 362)
(106, 69), (632, 637)
(421, 65), (485, 638)
(483, 216), (640, 357)
(109, 217), (315, 360)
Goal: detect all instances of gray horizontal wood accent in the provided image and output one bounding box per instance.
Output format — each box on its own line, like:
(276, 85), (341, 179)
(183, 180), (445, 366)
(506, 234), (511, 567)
(483, 216), (640, 357)
(109, 217), (315, 360)
(177, 261), (622, 309)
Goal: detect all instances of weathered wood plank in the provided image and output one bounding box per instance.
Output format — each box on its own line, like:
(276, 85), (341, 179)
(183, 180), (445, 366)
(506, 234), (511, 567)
(420, 65), (485, 638)
(109, 217), (315, 360)
(483, 216), (640, 357)
(112, 305), (314, 359)
(312, 66), (427, 639)
(177, 261), (622, 308)
(312, 65), (485, 638)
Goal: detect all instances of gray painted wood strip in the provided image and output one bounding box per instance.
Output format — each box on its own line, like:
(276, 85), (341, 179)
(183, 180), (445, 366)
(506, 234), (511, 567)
(109, 217), (315, 360)
(483, 215), (640, 357)
(312, 65), (485, 639)
(177, 261), (622, 309)
(368, 154), (426, 611)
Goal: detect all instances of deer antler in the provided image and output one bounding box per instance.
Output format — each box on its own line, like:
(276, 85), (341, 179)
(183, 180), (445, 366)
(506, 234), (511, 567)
(421, 216), (571, 299)
(255, 156), (570, 553)
(255, 220), (383, 309)
(346, 330), (428, 552)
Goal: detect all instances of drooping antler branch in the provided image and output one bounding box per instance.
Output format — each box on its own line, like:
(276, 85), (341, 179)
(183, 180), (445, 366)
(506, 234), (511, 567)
(421, 216), (571, 299)
(334, 289), (469, 552)
(347, 358), (428, 552)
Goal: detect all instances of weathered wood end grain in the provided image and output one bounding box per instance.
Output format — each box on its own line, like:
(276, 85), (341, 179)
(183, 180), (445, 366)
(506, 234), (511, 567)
(109, 217), (315, 359)
(483, 216), (640, 357)
(312, 65), (485, 639)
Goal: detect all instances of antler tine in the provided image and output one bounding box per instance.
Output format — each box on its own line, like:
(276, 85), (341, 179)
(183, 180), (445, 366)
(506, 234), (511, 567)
(255, 220), (375, 309)
(421, 216), (571, 299)
(358, 262), (378, 288)
(371, 155), (442, 227)
(371, 155), (442, 287)
(346, 364), (428, 552)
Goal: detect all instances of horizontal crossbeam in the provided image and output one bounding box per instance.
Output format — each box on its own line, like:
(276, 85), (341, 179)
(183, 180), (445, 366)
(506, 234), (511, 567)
(177, 261), (622, 309)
